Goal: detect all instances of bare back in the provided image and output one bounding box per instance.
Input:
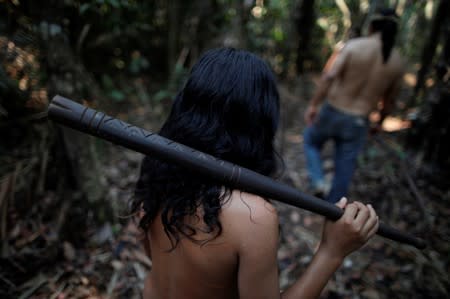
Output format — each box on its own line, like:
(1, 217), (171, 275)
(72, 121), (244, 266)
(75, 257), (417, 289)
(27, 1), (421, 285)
(326, 34), (405, 116)
(142, 190), (280, 299)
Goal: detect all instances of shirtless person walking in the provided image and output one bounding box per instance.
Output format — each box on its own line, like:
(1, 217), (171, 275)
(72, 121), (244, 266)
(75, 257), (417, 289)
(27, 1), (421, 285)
(304, 9), (406, 203)
(133, 48), (379, 298)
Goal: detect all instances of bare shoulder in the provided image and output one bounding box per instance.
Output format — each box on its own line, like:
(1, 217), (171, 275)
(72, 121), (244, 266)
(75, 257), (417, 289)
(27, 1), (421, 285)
(220, 190), (279, 255)
(221, 190), (279, 233)
(229, 190), (277, 219)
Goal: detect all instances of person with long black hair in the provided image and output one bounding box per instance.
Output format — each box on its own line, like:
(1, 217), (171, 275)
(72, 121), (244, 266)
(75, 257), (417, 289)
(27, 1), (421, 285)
(303, 8), (406, 203)
(133, 47), (379, 299)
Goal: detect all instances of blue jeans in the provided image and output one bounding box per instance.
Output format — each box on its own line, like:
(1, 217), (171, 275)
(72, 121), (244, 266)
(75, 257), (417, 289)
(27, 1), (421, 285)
(303, 103), (368, 203)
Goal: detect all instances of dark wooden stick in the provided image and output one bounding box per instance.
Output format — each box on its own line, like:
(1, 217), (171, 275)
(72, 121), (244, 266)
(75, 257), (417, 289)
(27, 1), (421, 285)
(47, 95), (427, 249)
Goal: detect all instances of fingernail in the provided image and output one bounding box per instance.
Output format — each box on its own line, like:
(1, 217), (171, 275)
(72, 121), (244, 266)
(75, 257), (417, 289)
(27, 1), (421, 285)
(368, 204), (372, 208)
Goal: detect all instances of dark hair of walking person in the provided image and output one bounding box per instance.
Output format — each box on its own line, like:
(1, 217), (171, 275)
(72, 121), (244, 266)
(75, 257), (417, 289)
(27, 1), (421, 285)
(132, 48), (281, 249)
(370, 8), (399, 63)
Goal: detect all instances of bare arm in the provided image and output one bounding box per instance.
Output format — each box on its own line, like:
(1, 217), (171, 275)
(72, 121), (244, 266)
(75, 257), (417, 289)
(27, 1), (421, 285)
(281, 199), (378, 299)
(236, 195), (378, 299)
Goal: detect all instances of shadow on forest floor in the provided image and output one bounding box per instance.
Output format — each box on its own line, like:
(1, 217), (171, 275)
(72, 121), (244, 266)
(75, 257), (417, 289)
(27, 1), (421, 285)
(1, 78), (449, 299)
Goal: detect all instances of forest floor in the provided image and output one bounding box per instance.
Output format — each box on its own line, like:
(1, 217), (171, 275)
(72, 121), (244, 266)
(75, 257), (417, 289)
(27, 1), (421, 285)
(1, 78), (449, 299)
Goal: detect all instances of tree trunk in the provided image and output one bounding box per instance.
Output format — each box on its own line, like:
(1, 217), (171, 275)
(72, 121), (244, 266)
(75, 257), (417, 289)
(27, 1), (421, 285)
(414, 0), (450, 96)
(336, 0), (351, 39)
(222, 0), (249, 48)
(39, 0), (111, 243)
(295, 0), (315, 74)
(422, 26), (450, 167)
(167, 0), (181, 74)
(0, 0), (111, 247)
(193, 0), (217, 64)
(408, 23), (450, 171)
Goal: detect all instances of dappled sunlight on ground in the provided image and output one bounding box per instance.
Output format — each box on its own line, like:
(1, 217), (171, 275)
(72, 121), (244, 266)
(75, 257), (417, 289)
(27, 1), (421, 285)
(403, 73), (416, 87)
(382, 116), (411, 132)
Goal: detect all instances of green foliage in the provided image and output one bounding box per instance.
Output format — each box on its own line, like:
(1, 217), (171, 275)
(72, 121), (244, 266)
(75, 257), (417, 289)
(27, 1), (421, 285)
(245, 0), (297, 75)
(397, 1), (430, 62)
(72, 0), (432, 93)
(128, 53), (149, 75)
(79, 0), (133, 15)
(2, 0), (438, 107)
(152, 90), (173, 103)
(101, 74), (125, 102)
(153, 63), (188, 103)
(76, 0), (163, 79)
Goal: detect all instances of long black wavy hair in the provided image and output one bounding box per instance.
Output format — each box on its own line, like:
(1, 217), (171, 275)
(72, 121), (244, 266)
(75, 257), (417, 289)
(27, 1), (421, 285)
(370, 8), (399, 63)
(132, 48), (280, 249)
